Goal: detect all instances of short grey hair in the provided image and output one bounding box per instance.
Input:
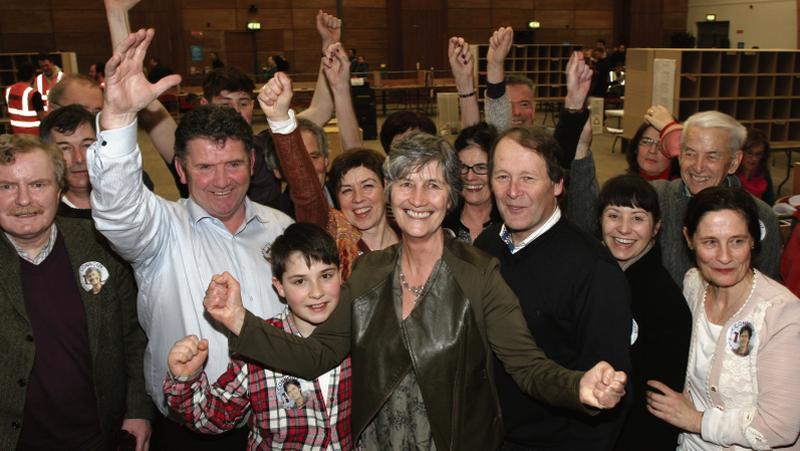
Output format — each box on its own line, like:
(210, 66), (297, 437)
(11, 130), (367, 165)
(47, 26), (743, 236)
(681, 111), (747, 156)
(384, 131), (462, 212)
(297, 118), (329, 158)
(506, 74), (536, 96)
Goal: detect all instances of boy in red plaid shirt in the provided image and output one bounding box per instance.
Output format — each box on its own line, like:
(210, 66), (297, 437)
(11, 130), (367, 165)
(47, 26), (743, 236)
(164, 223), (353, 450)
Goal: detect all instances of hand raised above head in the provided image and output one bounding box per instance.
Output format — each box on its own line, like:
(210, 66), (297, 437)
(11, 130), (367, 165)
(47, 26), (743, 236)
(579, 361), (627, 409)
(322, 42), (351, 92)
(203, 272), (246, 336)
(103, 0), (142, 13)
(258, 72), (293, 122)
(565, 51), (592, 110)
(487, 27), (513, 66)
(448, 37), (474, 82)
(316, 10), (342, 51)
(101, 28), (181, 130)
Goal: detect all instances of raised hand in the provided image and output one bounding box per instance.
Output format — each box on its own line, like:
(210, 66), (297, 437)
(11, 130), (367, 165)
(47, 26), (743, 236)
(167, 335), (209, 379)
(203, 272), (246, 336)
(322, 42), (351, 93)
(646, 380), (702, 433)
(578, 361), (627, 409)
(575, 117), (593, 160)
(101, 28), (181, 130)
(565, 51), (592, 110)
(487, 27), (513, 67)
(643, 105), (675, 132)
(448, 37), (474, 86)
(258, 72), (294, 122)
(316, 10), (342, 52)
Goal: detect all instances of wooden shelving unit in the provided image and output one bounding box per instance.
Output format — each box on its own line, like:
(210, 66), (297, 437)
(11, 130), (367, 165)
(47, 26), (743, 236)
(0, 52), (78, 88)
(623, 48), (800, 146)
(470, 44), (583, 102)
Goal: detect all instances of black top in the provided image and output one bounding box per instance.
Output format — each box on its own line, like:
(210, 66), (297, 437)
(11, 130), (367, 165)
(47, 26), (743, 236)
(475, 217), (633, 450)
(614, 245), (691, 451)
(442, 203), (502, 244)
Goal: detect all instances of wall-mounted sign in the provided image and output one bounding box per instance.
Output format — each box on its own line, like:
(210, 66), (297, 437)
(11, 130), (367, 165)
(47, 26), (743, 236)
(190, 45), (203, 61)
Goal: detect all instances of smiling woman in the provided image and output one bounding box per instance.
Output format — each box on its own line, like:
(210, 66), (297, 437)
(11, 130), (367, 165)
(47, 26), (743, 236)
(597, 174), (691, 450)
(209, 130), (630, 451)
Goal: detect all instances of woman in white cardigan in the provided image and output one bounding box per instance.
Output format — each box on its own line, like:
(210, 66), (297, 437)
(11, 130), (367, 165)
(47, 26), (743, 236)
(647, 186), (800, 450)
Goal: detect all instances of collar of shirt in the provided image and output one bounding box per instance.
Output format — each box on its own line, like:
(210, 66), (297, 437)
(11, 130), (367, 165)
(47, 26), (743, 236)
(5, 224), (58, 265)
(186, 196), (268, 234)
(499, 207), (561, 254)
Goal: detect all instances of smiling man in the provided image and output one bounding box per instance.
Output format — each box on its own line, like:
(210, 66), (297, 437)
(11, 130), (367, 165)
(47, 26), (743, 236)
(474, 127), (632, 451)
(87, 29), (292, 449)
(651, 111), (780, 285)
(0, 134), (152, 450)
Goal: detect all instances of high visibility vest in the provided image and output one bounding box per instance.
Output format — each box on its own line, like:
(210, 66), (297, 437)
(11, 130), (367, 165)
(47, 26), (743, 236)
(4, 82), (40, 135)
(35, 70), (63, 111)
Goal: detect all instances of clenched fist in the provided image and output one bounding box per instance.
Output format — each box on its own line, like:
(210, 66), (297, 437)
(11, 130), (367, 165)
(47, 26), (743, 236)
(167, 335), (209, 379)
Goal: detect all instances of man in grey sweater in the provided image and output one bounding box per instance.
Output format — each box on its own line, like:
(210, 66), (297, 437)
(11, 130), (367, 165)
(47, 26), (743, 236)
(568, 110), (780, 287)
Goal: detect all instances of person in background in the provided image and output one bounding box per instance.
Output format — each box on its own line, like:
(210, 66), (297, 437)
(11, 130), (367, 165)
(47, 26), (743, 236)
(625, 122), (680, 181)
(209, 51), (224, 69)
(35, 54), (63, 111)
(647, 186), (800, 450)
(736, 128), (774, 205)
(88, 61), (106, 87)
(378, 110), (437, 154)
(597, 174), (691, 451)
(4, 62), (44, 135)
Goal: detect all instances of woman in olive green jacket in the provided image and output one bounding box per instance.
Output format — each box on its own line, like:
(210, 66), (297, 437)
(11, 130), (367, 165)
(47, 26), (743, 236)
(202, 132), (627, 450)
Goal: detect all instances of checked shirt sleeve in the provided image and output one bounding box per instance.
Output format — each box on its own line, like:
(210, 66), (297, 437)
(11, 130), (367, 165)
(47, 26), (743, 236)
(164, 359), (252, 434)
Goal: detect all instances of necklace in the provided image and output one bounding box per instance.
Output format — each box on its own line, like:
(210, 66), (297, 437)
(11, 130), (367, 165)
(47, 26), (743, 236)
(399, 271), (425, 301)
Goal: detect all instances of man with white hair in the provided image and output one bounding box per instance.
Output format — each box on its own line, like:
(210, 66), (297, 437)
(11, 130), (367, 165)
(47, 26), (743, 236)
(651, 111), (780, 285)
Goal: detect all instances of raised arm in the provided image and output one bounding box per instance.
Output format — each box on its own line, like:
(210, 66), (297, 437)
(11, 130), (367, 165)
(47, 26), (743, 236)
(644, 105), (682, 159)
(484, 27), (513, 131)
(104, 0), (177, 163)
(322, 42), (362, 150)
(566, 119), (601, 237)
(553, 51), (592, 168)
(296, 10), (341, 127)
(448, 37), (479, 128)
(88, 29), (181, 261)
(259, 72), (329, 228)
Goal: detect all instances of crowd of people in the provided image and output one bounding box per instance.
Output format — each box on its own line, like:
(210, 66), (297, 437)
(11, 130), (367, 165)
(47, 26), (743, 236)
(1, 1), (800, 450)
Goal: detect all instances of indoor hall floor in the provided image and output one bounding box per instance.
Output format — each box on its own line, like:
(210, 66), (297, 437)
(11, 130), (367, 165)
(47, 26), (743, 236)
(138, 115), (797, 203)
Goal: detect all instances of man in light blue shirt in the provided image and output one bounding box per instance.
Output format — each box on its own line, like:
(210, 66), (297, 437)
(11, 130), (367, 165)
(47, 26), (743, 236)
(86, 29), (292, 448)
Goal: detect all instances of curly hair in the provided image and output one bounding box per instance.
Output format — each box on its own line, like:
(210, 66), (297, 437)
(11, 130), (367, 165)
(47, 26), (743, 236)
(0, 134), (66, 191)
(174, 105), (254, 167)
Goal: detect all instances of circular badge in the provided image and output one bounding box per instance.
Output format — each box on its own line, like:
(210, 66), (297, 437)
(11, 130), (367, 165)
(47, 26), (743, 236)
(727, 320), (755, 357)
(278, 376), (314, 410)
(78, 261), (109, 294)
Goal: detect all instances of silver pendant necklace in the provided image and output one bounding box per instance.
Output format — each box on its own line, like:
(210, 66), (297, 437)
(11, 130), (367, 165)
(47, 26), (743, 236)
(399, 271), (425, 301)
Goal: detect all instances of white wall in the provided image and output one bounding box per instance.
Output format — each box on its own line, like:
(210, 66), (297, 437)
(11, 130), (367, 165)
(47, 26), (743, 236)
(687, 0), (797, 49)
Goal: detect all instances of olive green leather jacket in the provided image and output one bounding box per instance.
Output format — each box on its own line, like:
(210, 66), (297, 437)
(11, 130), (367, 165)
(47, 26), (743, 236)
(231, 236), (585, 450)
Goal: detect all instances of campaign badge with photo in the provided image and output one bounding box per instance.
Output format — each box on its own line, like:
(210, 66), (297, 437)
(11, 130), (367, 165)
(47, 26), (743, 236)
(727, 320), (755, 357)
(278, 376), (314, 410)
(78, 261), (109, 295)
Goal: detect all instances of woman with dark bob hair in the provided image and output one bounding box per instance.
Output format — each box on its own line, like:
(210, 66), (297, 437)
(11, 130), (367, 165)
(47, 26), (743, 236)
(597, 174), (691, 450)
(442, 122), (502, 243)
(203, 131), (629, 450)
(647, 186), (800, 450)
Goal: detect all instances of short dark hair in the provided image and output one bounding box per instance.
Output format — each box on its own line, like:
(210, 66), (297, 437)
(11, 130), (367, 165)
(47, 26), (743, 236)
(174, 105), (254, 165)
(684, 186), (761, 255)
(17, 62), (36, 81)
(266, 223), (340, 281)
(202, 67), (255, 101)
(37, 54), (53, 63)
(493, 126), (564, 184)
(92, 61), (105, 76)
(379, 111), (437, 154)
(625, 122), (679, 178)
(40, 104), (96, 141)
(740, 127), (771, 177)
(454, 121), (497, 153)
(598, 174), (661, 223)
(329, 148), (386, 195)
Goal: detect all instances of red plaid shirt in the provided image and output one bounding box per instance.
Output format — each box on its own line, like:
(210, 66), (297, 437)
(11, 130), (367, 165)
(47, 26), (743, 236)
(164, 309), (353, 450)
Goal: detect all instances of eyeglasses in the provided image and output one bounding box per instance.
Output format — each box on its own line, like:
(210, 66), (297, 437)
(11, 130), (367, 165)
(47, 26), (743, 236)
(639, 137), (660, 148)
(460, 163), (489, 175)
